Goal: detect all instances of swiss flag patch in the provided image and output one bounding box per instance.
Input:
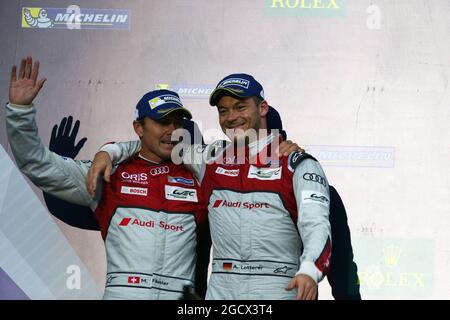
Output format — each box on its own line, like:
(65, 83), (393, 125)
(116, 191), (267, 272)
(128, 276), (141, 284)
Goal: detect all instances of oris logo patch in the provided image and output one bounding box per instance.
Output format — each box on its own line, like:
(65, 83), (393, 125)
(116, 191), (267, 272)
(121, 172), (148, 185)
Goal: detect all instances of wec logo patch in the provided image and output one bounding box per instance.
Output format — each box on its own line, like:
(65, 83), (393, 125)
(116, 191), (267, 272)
(301, 191), (329, 207)
(165, 185), (198, 202)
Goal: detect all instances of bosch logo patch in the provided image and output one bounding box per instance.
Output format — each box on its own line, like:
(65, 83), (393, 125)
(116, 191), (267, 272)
(215, 167), (239, 177)
(121, 186), (148, 196)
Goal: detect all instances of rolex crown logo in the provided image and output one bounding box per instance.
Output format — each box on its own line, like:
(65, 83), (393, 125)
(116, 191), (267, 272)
(383, 245), (401, 266)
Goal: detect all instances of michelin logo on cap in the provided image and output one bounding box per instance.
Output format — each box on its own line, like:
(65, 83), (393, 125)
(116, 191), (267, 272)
(218, 78), (250, 89)
(149, 95), (183, 109)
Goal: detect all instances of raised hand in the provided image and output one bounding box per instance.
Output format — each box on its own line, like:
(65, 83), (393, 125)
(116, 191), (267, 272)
(44, 116), (99, 231)
(9, 56), (46, 105)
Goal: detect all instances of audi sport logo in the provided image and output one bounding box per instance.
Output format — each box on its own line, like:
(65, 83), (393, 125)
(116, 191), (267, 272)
(150, 166), (169, 176)
(119, 217), (184, 231)
(212, 199), (270, 210)
(303, 173), (327, 187)
(119, 217), (155, 228)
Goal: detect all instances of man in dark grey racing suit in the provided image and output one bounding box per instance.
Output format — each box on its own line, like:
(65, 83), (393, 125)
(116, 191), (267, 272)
(92, 73), (332, 300)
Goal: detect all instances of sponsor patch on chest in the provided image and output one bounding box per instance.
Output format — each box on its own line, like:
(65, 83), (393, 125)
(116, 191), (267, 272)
(167, 176), (195, 186)
(120, 171), (148, 185)
(247, 165), (282, 180)
(120, 186), (148, 196)
(165, 185), (198, 202)
(215, 167), (240, 177)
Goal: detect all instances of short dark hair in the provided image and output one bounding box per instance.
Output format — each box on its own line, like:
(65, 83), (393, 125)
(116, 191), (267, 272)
(137, 118), (146, 126)
(252, 96), (264, 106)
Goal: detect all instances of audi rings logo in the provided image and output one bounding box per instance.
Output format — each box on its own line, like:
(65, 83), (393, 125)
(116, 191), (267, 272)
(303, 173), (327, 187)
(150, 166), (169, 176)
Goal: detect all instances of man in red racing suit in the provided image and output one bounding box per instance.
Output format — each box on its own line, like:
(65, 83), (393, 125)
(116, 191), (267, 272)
(5, 57), (208, 299)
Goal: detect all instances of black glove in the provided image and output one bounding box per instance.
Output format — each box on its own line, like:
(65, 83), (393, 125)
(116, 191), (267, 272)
(43, 116), (100, 231)
(49, 116), (87, 158)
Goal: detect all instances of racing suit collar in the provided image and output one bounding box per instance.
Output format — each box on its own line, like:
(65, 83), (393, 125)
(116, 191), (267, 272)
(247, 132), (279, 167)
(247, 131), (276, 158)
(138, 153), (162, 165)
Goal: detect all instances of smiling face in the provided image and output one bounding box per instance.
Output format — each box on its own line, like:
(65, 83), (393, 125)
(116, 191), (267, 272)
(217, 95), (269, 142)
(134, 112), (184, 163)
